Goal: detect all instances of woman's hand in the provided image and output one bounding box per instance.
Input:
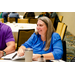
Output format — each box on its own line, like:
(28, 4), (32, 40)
(17, 46), (26, 57)
(32, 54), (41, 61)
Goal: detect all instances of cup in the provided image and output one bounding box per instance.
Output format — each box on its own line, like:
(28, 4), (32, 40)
(25, 48), (33, 62)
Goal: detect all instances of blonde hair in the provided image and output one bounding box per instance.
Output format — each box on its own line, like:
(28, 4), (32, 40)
(35, 16), (55, 51)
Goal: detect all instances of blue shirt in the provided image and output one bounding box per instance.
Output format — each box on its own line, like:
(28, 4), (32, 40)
(22, 32), (63, 59)
(9, 13), (19, 18)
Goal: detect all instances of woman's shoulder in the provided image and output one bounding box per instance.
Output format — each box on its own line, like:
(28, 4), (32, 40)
(52, 32), (60, 36)
(52, 32), (61, 40)
(32, 33), (40, 37)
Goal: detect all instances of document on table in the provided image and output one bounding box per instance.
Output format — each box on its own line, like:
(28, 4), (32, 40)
(1, 51), (65, 62)
(2, 51), (25, 60)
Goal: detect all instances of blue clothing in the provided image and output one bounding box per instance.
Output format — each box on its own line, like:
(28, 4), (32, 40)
(9, 12), (19, 22)
(22, 33), (63, 59)
(2, 12), (9, 23)
(9, 13), (19, 18)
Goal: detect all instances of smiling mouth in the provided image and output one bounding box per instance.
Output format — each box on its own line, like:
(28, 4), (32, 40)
(38, 30), (42, 32)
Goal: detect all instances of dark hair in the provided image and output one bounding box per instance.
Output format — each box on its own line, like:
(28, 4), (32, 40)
(12, 12), (16, 13)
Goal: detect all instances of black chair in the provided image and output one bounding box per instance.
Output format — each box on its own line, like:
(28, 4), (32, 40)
(62, 40), (66, 61)
(16, 29), (35, 50)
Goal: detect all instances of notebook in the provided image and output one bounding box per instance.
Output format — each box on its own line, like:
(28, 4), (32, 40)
(2, 51), (25, 60)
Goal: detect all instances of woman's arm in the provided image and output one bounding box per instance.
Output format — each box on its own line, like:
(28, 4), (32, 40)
(32, 53), (54, 61)
(17, 33), (36, 57)
(43, 53), (54, 60)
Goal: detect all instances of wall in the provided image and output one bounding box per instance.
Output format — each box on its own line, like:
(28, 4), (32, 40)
(57, 12), (75, 36)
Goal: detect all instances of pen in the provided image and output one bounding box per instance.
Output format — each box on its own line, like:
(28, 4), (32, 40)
(12, 53), (17, 59)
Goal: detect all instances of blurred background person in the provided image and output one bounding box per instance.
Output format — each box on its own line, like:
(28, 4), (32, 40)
(9, 12), (19, 23)
(2, 12), (10, 23)
(38, 12), (50, 18)
(23, 12), (35, 19)
(49, 12), (60, 30)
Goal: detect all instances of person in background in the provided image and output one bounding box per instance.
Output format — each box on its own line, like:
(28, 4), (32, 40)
(2, 12), (10, 23)
(9, 12), (19, 23)
(49, 12), (60, 30)
(38, 12), (50, 18)
(0, 12), (3, 18)
(0, 22), (15, 58)
(23, 12), (35, 19)
(17, 16), (63, 61)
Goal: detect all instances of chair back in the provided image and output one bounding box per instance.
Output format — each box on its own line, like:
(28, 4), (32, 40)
(0, 18), (4, 23)
(61, 24), (67, 40)
(18, 19), (29, 23)
(50, 18), (55, 25)
(59, 16), (63, 22)
(56, 22), (64, 36)
(16, 29), (35, 50)
(29, 18), (38, 24)
(56, 22), (67, 61)
(7, 17), (16, 23)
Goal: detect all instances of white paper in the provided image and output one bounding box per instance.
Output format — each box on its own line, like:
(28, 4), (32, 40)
(2, 51), (25, 60)
(2, 51), (17, 59)
(12, 54), (25, 60)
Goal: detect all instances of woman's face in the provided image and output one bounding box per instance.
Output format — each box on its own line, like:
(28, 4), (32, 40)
(37, 20), (48, 36)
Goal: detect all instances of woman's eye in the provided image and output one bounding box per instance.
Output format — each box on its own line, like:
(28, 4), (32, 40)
(37, 24), (43, 26)
(40, 24), (42, 26)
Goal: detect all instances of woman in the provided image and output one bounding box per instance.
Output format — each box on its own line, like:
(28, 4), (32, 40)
(17, 16), (63, 61)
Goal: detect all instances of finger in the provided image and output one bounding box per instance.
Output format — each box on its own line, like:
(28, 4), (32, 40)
(20, 53), (24, 56)
(18, 52), (24, 57)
